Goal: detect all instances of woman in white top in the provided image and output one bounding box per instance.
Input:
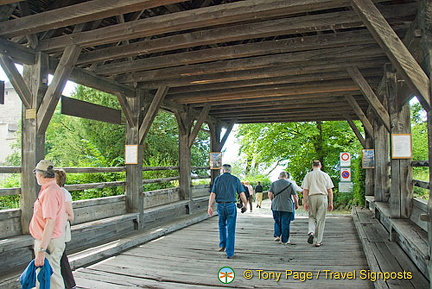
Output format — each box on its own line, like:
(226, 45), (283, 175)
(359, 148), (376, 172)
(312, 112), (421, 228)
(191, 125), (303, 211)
(54, 169), (76, 289)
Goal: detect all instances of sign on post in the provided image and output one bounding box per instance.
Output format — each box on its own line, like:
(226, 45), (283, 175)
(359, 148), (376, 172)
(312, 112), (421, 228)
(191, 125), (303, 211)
(340, 152), (351, 167)
(340, 168), (351, 182)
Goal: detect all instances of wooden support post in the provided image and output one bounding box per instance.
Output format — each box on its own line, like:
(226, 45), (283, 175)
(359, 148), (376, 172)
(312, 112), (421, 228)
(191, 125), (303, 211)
(209, 122), (223, 183)
(20, 52), (49, 234)
(387, 70), (413, 218)
(176, 108), (193, 204)
(420, 1), (432, 284)
(125, 91), (144, 228)
(372, 108), (389, 202)
(364, 136), (374, 197)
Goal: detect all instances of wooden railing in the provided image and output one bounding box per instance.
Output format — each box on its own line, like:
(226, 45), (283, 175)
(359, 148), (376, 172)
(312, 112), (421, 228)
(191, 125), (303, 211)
(412, 160), (429, 190)
(0, 165), (210, 197)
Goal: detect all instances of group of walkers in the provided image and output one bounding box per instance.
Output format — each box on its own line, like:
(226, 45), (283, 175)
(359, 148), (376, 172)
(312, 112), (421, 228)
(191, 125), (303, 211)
(208, 160), (334, 259)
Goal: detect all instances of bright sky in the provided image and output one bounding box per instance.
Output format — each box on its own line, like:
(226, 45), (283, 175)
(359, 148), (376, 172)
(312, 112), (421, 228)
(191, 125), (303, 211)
(0, 65), (76, 96)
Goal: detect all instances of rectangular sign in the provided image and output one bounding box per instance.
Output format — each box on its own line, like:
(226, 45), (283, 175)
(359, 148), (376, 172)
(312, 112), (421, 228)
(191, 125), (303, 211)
(339, 182), (353, 193)
(362, 149), (375, 168)
(210, 152), (222, 169)
(391, 134), (412, 159)
(125, 145), (138, 164)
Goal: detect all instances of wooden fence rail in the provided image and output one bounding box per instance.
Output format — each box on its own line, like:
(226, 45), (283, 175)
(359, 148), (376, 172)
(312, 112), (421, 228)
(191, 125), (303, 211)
(0, 166), (210, 197)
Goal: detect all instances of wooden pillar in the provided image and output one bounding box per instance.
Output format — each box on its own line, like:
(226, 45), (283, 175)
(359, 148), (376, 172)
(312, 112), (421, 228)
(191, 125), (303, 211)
(125, 92), (144, 228)
(421, 1), (432, 285)
(209, 121), (223, 183)
(364, 135), (374, 197)
(176, 109), (193, 202)
(20, 53), (48, 234)
(387, 70), (413, 218)
(372, 93), (390, 202)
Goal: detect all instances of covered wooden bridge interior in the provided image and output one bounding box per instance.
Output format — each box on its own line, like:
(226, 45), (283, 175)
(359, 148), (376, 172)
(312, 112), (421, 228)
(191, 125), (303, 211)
(0, 0), (432, 288)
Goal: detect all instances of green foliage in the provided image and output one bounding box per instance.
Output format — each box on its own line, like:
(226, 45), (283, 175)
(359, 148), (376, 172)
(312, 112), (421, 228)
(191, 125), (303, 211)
(411, 102), (428, 200)
(236, 120), (364, 210)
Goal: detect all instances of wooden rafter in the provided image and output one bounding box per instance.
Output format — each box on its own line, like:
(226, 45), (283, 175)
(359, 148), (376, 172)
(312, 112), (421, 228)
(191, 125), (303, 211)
(37, 45), (82, 133)
(344, 94), (374, 137)
(139, 86), (169, 143)
(0, 0), (185, 38)
(351, 0), (431, 111)
(344, 115), (367, 148)
(0, 54), (31, 108)
(188, 105), (211, 148)
(347, 66), (390, 131)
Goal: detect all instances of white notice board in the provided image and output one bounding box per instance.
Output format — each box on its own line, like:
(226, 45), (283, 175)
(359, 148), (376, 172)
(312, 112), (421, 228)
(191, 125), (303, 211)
(125, 145), (138, 164)
(391, 134), (412, 159)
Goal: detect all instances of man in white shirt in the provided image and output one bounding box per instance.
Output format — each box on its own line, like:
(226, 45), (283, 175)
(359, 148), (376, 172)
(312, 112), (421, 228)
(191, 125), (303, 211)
(301, 160), (334, 247)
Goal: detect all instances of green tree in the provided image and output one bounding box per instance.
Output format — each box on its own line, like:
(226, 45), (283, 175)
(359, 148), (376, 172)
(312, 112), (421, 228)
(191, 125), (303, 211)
(236, 120), (364, 208)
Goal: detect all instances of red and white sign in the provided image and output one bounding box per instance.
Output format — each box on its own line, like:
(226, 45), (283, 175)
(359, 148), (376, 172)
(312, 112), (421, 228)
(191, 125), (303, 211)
(340, 168), (351, 182)
(340, 152), (351, 167)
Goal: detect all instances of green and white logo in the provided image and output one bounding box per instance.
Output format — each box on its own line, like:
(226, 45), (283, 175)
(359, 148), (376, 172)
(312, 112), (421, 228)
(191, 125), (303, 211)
(218, 266), (235, 284)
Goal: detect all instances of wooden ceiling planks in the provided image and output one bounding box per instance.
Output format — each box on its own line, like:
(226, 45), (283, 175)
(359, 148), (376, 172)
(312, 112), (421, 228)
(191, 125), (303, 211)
(0, 0), (424, 125)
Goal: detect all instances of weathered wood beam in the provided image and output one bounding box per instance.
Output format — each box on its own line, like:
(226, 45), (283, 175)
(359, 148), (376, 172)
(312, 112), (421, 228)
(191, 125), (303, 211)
(95, 30), (375, 75)
(116, 92), (134, 127)
(138, 57), (387, 89)
(0, 37), (35, 65)
(351, 0), (431, 110)
(168, 80), (368, 104)
(344, 94), (374, 138)
(0, 54), (31, 108)
(347, 66), (390, 131)
(38, 0), (366, 53)
(76, 4), (415, 65)
(116, 44), (383, 83)
(345, 115), (367, 148)
(37, 45), (82, 133)
(61, 96), (122, 125)
(211, 100), (359, 117)
(188, 105), (210, 148)
(0, 0), (186, 38)
(0, 37), (136, 98)
(220, 122), (234, 151)
(139, 86), (169, 143)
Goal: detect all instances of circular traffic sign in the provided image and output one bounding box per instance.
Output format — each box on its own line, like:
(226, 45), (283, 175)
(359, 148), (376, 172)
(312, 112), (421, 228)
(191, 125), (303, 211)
(342, 171), (350, 179)
(341, 152), (350, 161)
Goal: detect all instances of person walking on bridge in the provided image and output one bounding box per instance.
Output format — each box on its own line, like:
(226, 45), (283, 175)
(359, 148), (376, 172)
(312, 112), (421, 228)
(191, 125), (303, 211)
(268, 172), (299, 244)
(30, 160), (67, 289)
(208, 164), (248, 259)
(301, 160), (334, 247)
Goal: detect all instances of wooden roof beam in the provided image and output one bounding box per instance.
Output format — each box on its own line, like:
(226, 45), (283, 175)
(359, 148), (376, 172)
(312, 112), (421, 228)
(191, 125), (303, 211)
(139, 86), (169, 143)
(344, 94), (374, 137)
(37, 45), (82, 133)
(75, 4), (415, 65)
(0, 54), (32, 108)
(37, 0), (362, 53)
(351, 0), (430, 111)
(139, 58), (387, 90)
(116, 44), (383, 83)
(0, 0), (186, 38)
(95, 30), (375, 75)
(347, 66), (390, 131)
(344, 115), (367, 148)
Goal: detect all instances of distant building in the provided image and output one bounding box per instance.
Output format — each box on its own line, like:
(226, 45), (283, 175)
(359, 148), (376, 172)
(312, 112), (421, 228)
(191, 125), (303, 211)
(0, 82), (20, 165)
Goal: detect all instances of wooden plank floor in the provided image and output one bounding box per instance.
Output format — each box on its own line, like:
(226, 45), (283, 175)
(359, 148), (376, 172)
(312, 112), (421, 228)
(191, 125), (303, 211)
(73, 200), (375, 289)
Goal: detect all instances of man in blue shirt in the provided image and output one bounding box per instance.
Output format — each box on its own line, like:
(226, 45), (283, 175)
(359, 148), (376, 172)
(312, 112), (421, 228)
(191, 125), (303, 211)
(208, 164), (247, 259)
